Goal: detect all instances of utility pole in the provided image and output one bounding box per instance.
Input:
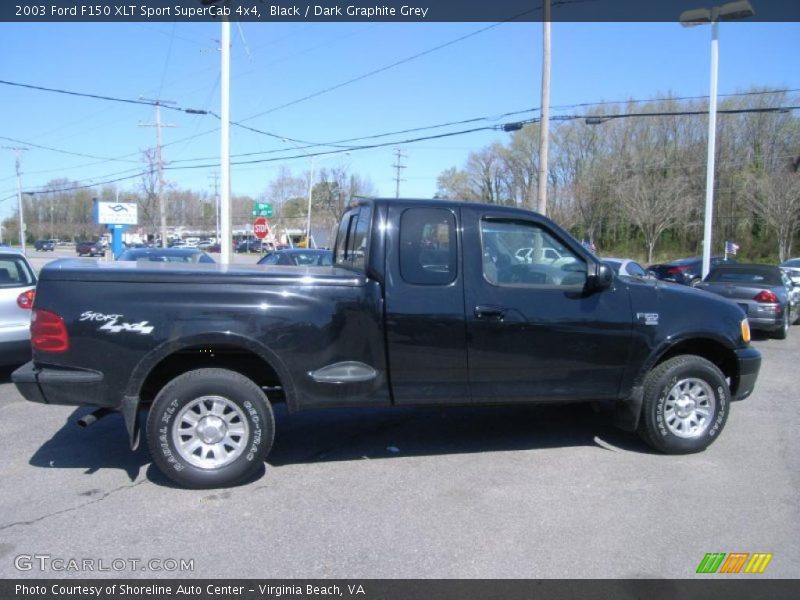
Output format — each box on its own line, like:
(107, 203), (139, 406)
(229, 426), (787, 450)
(536, 0), (552, 215)
(208, 171), (220, 244)
(139, 98), (176, 248)
(3, 146), (28, 252)
(392, 148), (407, 198)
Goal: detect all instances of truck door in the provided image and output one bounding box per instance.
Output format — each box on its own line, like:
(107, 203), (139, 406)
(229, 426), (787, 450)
(461, 207), (632, 403)
(384, 205), (469, 405)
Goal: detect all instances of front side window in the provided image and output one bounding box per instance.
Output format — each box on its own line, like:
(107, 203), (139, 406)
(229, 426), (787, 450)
(481, 219), (586, 287)
(399, 208), (457, 286)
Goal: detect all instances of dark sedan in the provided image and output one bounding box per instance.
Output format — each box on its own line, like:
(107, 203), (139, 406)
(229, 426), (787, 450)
(75, 240), (105, 257)
(34, 239), (56, 251)
(257, 248), (333, 267)
(649, 256), (736, 287)
(696, 264), (799, 339)
(117, 248), (215, 264)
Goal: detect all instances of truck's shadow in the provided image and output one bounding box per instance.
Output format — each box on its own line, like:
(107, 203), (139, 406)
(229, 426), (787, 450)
(29, 403), (647, 487)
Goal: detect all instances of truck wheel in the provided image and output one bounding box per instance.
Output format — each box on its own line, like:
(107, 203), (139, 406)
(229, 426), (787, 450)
(637, 355), (729, 454)
(146, 368), (274, 489)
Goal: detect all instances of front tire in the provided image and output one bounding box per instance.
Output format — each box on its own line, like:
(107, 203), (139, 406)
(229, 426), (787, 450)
(638, 355), (729, 454)
(146, 368), (275, 489)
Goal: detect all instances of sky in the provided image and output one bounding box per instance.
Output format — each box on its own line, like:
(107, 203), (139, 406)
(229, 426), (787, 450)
(0, 17), (798, 223)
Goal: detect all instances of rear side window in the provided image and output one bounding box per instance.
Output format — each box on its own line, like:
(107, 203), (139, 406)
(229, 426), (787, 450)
(335, 205), (371, 272)
(400, 208), (457, 286)
(0, 257), (35, 287)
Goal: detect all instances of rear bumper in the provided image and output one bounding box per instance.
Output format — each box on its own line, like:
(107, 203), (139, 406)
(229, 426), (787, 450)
(12, 361), (107, 407)
(732, 346), (761, 401)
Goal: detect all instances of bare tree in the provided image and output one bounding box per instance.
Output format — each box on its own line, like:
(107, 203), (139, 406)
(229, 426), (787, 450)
(747, 171), (800, 261)
(617, 171), (693, 263)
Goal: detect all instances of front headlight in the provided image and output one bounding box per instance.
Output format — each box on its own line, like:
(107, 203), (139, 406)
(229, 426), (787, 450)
(741, 318), (751, 344)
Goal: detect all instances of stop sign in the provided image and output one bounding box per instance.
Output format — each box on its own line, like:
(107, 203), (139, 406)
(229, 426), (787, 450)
(253, 217), (269, 239)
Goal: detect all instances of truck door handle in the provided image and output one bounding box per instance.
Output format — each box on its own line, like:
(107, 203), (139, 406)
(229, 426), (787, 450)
(474, 305), (506, 320)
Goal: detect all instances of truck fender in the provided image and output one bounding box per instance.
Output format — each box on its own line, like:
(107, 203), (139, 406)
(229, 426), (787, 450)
(121, 332), (297, 450)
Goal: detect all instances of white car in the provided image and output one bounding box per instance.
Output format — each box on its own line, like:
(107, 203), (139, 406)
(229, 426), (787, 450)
(0, 249), (37, 366)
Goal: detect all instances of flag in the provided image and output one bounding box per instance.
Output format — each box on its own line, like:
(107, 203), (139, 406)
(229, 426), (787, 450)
(725, 240), (739, 256)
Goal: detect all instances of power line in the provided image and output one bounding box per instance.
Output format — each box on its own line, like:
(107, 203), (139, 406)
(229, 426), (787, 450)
(0, 79), (209, 116)
(0, 135), (140, 163)
(17, 105), (799, 195)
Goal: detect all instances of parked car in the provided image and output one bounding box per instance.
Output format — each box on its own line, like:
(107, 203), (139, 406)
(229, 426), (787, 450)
(257, 248), (333, 267)
(236, 239), (265, 253)
(0, 249), (37, 366)
(34, 239), (56, 252)
(75, 240), (105, 257)
(779, 258), (800, 286)
(649, 256), (736, 287)
(696, 263), (799, 339)
(116, 248), (215, 264)
(514, 246), (568, 264)
(603, 258), (653, 279)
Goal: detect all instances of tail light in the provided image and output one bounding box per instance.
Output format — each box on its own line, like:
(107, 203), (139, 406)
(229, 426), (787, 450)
(31, 309), (69, 352)
(753, 290), (779, 304)
(666, 266), (689, 274)
(17, 289), (35, 309)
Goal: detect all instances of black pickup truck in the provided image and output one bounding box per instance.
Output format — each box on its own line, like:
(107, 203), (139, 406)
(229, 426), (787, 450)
(14, 199), (761, 488)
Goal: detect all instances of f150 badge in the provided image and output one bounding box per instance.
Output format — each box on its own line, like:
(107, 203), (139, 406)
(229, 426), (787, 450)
(80, 311), (155, 335)
(636, 312), (659, 326)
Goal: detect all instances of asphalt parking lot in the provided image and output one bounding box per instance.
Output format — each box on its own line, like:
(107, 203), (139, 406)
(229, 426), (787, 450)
(0, 251), (798, 579)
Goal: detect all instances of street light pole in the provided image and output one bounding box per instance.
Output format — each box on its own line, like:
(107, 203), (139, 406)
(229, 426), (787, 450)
(701, 17), (720, 280)
(680, 1), (754, 278)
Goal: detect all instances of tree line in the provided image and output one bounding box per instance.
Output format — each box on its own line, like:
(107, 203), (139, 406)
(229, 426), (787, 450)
(435, 88), (799, 263)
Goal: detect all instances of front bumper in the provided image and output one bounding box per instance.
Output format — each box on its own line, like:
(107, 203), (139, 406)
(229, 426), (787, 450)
(12, 361), (107, 407)
(732, 346), (761, 401)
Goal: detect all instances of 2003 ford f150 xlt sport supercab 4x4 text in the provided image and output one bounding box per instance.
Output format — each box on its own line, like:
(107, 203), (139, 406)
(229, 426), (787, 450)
(13, 199), (761, 488)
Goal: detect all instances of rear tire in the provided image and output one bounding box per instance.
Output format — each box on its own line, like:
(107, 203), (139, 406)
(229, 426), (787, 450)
(146, 368), (274, 489)
(638, 355), (729, 454)
(773, 311), (789, 340)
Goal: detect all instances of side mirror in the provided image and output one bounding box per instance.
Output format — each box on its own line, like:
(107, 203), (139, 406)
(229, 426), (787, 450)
(587, 262), (614, 292)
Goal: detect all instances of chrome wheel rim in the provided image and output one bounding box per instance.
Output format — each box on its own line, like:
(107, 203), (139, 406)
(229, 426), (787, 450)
(172, 396), (249, 469)
(663, 378), (715, 439)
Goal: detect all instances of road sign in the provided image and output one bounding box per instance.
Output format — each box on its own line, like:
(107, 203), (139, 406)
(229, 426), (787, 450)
(95, 201), (138, 225)
(252, 202), (273, 217)
(254, 217), (270, 239)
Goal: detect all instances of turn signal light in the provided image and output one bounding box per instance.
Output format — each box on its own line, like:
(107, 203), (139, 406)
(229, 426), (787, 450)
(31, 309), (69, 352)
(17, 289), (35, 309)
(741, 318), (751, 344)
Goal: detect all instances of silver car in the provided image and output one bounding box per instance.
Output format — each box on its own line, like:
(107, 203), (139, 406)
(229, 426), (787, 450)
(697, 263), (799, 340)
(780, 258), (800, 286)
(0, 249), (37, 366)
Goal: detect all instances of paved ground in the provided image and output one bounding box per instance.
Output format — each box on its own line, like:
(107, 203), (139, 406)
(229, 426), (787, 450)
(0, 251), (797, 578)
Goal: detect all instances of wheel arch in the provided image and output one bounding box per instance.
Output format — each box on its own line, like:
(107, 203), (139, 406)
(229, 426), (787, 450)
(126, 333), (298, 412)
(637, 335), (740, 395)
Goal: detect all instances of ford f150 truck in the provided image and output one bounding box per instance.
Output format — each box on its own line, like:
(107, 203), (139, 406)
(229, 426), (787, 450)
(13, 199), (761, 488)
